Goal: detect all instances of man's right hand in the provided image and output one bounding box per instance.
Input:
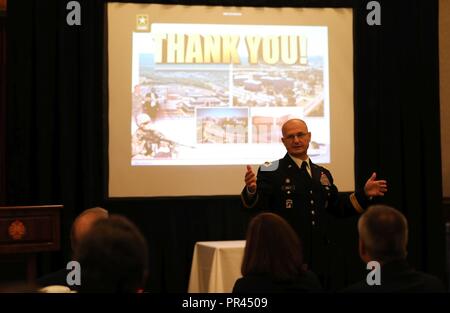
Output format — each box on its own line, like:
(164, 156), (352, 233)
(245, 165), (257, 194)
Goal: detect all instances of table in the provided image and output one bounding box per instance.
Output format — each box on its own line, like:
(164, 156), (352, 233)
(0, 205), (61, 283)
(188, 240), (246, 293)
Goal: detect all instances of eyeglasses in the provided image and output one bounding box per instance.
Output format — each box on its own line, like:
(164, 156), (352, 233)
(284, 132), (309, 141)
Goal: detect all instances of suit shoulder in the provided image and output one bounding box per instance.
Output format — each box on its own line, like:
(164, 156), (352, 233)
(416, 272), (446, 291)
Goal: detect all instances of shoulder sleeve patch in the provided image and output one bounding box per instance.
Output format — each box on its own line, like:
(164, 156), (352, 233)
(260, 160), (279, 172)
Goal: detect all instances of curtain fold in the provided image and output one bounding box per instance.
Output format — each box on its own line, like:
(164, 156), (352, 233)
(0, 13), (6, 204)
(354, 0), (444, 279)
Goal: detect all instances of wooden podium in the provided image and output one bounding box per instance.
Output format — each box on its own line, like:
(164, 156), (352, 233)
(0, 205), (61, 283)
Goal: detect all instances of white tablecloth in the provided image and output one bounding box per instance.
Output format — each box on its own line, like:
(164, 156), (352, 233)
(188, 240), (246, 293)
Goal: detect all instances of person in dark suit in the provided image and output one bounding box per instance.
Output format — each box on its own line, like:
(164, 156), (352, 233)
(75, 215), (148, 293)
(241, 118), (388, 289)
(233, 212), (322, 293)
(36, 207), (109, 289)
(343, 204), (445, 292)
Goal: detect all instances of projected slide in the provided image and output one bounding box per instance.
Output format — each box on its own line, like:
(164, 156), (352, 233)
(131, 24), (330, 166)
(108, 4), (354, 196)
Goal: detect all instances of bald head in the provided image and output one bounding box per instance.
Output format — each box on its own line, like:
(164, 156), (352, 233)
(281, 119), (308, 137)
(71, 207), (109, 251)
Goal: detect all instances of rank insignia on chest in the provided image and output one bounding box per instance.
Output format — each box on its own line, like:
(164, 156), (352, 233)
(281, 184), (295, 192)
(286, 199), (293, 209)
(320, 172), (331, 186)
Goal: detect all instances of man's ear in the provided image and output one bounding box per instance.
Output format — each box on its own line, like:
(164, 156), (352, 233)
(359, 238), (370, 263)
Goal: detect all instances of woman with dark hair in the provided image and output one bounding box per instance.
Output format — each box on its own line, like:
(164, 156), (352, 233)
(233, 212), (322, 293)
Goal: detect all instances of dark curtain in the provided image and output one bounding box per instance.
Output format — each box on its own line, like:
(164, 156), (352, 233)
(354, 0), (445, 280)
(6, 0), (106, 265)
(5, 0), (445, 291)
(0, 12), (6, 204)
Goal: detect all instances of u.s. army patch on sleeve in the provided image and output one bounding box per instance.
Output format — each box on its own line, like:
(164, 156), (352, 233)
(260, 160), (279, 172)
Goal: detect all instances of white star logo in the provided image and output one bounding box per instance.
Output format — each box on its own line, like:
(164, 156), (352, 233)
(138, 16), (147, 25)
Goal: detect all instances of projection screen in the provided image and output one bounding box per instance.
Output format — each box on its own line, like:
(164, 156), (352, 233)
(108, 3), (354, 197)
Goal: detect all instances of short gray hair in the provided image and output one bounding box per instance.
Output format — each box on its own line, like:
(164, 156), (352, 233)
(358, 205), (408, 262)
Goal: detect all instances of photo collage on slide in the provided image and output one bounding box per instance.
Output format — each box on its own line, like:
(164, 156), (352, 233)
(130, 23), (330, 165)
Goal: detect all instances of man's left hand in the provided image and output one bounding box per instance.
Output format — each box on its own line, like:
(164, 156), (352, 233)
(364, 172), (388, 197)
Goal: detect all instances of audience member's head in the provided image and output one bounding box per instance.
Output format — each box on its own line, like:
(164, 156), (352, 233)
(75, 215), (148, 293)
(358, 204), (408, 265)
(70, 207), (109, 252)
(241, 212), (305, 281)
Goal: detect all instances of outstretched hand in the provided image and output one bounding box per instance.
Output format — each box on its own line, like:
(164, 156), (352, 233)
(364, 172), (388, 197)
(245, 165), (257, 193)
